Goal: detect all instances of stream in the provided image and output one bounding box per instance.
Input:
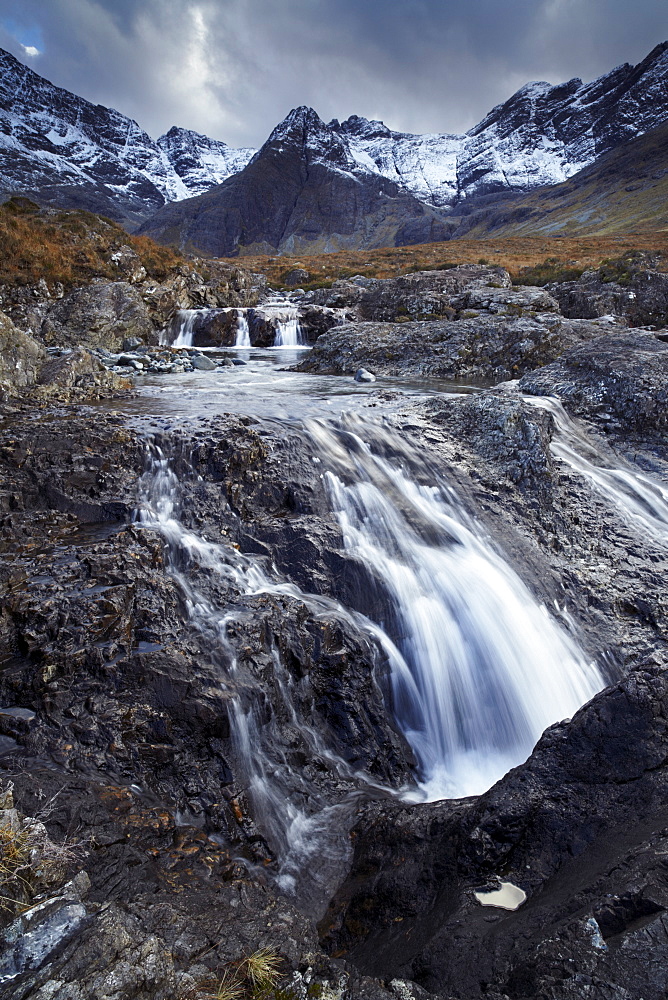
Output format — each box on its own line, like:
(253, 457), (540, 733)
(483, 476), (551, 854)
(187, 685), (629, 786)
(103, 329), (668, 911)
(110, 339), (649, 904)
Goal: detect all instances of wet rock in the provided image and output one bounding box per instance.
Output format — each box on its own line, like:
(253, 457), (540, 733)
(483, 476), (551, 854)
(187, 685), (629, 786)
(41, 281), (154, 351)
(298, 304), (342, 342)
(355, 368), (376, 383)
(295, 314), (621, 382)
(321, 653), (668, 1000)
(519, 330), (668, 435)
(143, 262), (268, 331)
(191, 354), (217, 370)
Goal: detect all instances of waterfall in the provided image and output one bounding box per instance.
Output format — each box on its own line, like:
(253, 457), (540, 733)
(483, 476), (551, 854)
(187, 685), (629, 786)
(235, 310), (251, 347)
(160, 309), (201, 348)
(135, 445), (383, 906)
(252, 296), (304, 347)
(273, 310), (303, 348)
(137, 415), (604, 811)
(306, 416), (603, 800)
(526, 395), (668, 542)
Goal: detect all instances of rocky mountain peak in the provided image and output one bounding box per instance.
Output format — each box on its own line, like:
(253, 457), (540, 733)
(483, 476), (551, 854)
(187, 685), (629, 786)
(334, 115), (394, 140)
(261, 106), (357, 170)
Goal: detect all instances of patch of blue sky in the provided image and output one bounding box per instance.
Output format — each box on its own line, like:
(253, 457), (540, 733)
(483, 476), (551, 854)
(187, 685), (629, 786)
(1, 16), (44, 54)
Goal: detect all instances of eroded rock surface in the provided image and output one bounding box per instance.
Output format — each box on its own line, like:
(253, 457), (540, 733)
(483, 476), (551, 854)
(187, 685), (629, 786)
(295, 313), (621, 382)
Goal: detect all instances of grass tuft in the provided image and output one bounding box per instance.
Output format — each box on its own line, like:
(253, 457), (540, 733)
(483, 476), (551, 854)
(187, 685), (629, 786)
(242, 948), (283, 989)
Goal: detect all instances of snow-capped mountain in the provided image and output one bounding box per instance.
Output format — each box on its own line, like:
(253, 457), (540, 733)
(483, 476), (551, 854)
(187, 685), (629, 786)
(0, 47), (254, 225)
(138, 105), (453, 256)
(332, 41), (668, 208)
(0, 40), (667, 241)
(156, 127), (255, 198)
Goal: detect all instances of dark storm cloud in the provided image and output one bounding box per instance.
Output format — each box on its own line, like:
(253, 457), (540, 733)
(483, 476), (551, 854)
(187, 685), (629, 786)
(0, 0), (665, 147)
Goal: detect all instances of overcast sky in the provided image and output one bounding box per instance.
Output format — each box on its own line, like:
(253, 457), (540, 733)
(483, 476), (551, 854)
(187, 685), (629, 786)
(0, 0), (665, 147)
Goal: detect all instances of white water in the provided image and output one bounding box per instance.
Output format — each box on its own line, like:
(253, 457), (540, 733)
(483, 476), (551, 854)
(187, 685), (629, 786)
(254, 296), (304, 347)
(165, 309), (202, 348)
(133, 391), (612, 903)
(135, 447), (387, 906)
(307, 416), (603, 800)
(526, 395), (668, 542)
(234, 310), (251, 347)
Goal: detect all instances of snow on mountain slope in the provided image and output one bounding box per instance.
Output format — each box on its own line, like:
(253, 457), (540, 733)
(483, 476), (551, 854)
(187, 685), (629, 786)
(330, 115), (462, 208)
(333, 42), (668, 209)
(156, 127), (256, 197)
(0, 40), (666, 230)
(0, 47), (254, 221)
(0, 47), (185, 214)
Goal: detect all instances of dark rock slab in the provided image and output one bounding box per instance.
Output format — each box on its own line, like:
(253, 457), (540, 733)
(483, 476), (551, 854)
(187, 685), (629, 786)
(519, 330), (668, 434)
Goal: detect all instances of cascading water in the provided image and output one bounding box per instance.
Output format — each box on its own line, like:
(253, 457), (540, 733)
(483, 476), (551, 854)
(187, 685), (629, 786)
(135, 445), (386, 906)
(132, 385), (611, 904)
(234, 310), (251, 347)
(306, 415), (603, 800)
(526, 395), (668, 542)
(163, 309), (202, 348)
(273, 312), (303, 348)
(257, 296), (304, 347)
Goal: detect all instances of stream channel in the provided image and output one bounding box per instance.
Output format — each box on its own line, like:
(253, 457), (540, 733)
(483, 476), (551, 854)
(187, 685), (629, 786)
(107, 340), (668, 911)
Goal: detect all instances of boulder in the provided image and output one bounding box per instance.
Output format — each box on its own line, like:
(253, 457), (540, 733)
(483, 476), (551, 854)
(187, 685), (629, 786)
(191, 354), (217, 370)
(282, 267), (310, 286)
(108, 244), (147, 284)
(0, 310), (45, 393)
(33, 347), (131, 399)
(41, 281), (154, 350)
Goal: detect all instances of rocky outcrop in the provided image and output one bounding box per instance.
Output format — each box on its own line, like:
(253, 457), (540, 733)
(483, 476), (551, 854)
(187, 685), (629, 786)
(321, 651), (668, 1000)
(40, 280), (155, 350)
(33, 347), (131, 400)
(519, 330), (668, 436)
(294, 312), (619, 383)
(0, 261), (267, 352)
(548, 256), (668, 327)
(0, 310), (45, 393)
(302, 265), (562, 322)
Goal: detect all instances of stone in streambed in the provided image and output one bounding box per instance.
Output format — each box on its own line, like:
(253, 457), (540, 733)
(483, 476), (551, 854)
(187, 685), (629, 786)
(355, 368), (376, 383)
(191, 355), (217, 370)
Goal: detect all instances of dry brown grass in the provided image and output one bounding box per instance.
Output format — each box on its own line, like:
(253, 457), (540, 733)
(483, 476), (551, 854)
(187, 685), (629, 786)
(0, 197), (184, 289)
(181, 948), (284, 1000)
(223, 233), (668, 289)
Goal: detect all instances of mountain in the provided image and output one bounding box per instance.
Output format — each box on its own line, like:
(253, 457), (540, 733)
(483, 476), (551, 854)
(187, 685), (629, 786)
(137, 107), (454, 255)
(441, 120), (668, 239)
(0, 48), (254, 226)
(332, 41), (668, 209)
(155, 127), (255, 197)
(1, 41), (667, 248)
